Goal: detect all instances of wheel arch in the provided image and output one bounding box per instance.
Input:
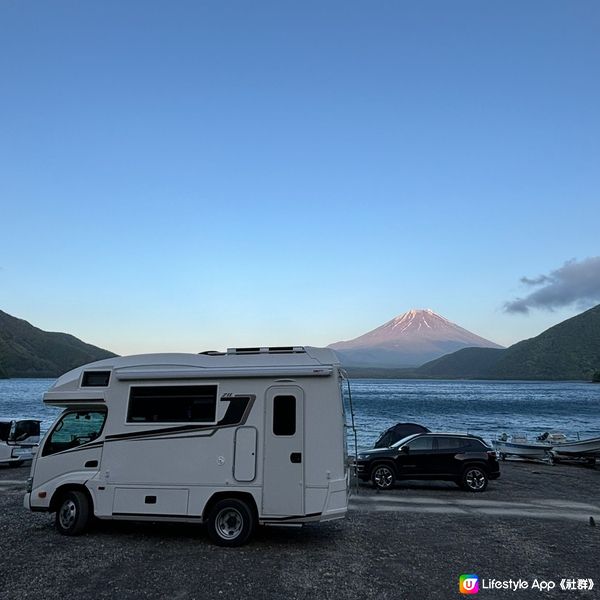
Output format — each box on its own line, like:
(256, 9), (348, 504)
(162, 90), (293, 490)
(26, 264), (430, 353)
(460, 461), (489, 475)
(370, 459), (397, 477)
(49, 483), (94, 514)
(202, 491), (258, 522)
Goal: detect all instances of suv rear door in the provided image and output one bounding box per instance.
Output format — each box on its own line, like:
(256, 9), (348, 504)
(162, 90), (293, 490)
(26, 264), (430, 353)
(432, 436), (468, 476)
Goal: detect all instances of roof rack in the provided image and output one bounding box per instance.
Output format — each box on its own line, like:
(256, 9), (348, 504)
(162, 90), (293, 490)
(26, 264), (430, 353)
(198, 350), (226, 356)
(226, 346), (306, 355)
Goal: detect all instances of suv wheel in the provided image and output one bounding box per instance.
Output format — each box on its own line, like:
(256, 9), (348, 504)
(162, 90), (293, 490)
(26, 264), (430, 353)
(55, 490), (91, 535)
(371, 464), (395, 490)
(461, 466), (488, 492)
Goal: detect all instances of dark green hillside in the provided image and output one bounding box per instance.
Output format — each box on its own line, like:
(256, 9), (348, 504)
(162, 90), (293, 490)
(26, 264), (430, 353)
(0, 310), (117, 378)
(416, 304), (600, 381)
(489, 304), (600, 380)
(416, 347), (506, 379)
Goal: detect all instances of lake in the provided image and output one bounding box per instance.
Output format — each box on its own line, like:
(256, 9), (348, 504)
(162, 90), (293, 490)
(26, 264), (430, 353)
(1, 378), (599, 451)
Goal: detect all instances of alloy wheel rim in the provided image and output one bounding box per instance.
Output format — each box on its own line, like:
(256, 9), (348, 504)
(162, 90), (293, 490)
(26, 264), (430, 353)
(215, 508), (244, 539)
(59, 499), (77, 529)
(465, 469), (486, 490)
(374, 467), (393, 488)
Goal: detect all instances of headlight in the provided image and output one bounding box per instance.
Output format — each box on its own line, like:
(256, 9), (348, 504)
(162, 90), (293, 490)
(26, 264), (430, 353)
(357, 454), (369, 460)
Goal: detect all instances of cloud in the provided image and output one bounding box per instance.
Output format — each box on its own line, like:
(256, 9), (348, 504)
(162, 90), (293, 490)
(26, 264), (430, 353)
(520, 275), (551, 286)
(504, 257), (600, 314)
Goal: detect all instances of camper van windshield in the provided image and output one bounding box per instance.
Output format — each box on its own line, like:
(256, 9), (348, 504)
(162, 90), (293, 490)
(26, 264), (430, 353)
(0, 422), (10, 442)
(9, 420), (40, 442)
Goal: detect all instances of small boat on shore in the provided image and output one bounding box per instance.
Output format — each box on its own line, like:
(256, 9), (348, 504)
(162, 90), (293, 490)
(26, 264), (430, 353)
(493, 432), (565, 460)
(550, 436), (600, 460)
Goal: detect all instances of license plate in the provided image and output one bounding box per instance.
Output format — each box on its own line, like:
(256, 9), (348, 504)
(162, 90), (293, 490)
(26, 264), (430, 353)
(12, 448), (33, 458)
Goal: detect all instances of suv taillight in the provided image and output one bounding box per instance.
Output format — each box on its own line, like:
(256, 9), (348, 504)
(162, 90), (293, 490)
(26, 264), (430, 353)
(487, 450), (497, 459)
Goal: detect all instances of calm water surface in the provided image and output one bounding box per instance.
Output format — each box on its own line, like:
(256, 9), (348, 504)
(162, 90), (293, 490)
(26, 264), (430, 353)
(1, 378), (599, 452)
(346, 379), (600, 450)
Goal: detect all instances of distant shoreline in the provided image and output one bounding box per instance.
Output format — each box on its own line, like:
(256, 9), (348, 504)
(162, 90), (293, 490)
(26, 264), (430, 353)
(0, 374), (596, 383)
(342, 368), (595, 383)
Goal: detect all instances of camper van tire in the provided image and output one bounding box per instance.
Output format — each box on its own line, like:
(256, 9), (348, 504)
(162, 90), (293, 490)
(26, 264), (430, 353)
(206, 498), (255, 547)
(55, 490), (91, 536)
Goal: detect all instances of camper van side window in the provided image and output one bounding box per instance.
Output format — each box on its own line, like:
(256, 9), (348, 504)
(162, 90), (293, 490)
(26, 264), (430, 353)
(43, 411), (107, 456)
(273, 395), (296, 436)
(82, 371), (111, 387)
(127, 385), (218, 423)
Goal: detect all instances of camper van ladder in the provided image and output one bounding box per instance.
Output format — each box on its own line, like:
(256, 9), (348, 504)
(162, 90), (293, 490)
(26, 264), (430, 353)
(345, 378), (359, 496)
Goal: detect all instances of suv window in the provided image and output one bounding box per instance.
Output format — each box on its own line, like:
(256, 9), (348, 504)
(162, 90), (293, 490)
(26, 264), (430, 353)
(407, 436), (433, 451)
(466, 438), (488, 451)
(436, 437), (465, 450)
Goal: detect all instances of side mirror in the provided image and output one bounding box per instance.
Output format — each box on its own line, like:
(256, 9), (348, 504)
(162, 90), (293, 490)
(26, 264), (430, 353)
(400, 445), (409, 453)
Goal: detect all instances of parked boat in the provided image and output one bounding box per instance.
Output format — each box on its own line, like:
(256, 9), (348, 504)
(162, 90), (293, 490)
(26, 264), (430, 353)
(0, 419), (41, 466)
(550, 436), (600, 460)
(493, 432), (558, 460)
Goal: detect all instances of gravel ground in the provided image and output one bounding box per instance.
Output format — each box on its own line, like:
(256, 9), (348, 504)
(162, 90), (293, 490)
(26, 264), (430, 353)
(0, 460), (598, 600)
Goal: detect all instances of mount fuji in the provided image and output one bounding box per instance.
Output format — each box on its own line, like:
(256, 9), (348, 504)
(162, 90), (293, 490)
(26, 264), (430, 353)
(328, 309), (503, 368)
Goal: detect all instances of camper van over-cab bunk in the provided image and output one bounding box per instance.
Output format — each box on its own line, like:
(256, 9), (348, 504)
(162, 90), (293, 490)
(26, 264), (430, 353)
(24, 346), (349, 546)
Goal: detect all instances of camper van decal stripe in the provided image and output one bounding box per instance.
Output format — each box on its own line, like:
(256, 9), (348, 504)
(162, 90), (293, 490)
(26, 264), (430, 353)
(105, 395), (255, 442)
(40, 441), (105, 457)
(112, 513), (204, 520)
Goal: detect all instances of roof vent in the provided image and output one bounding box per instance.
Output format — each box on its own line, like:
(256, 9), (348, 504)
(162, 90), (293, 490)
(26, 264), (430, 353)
(226, 346), (306, 355)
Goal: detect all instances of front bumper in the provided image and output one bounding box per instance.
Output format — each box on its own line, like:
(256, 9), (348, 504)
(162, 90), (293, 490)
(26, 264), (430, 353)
(355, 461), (370, 481)
(11, 446), (36, 461)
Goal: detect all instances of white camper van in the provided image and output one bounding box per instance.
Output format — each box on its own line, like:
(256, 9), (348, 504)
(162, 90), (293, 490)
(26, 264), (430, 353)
(24, 347), (349, 545)
(0, 419), (41, 466)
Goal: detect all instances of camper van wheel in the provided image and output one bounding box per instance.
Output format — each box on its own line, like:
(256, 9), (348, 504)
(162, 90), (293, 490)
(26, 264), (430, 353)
(55, 490), (90, 536)
(206, 499), (255, 547)
(371, 464), (395, 490)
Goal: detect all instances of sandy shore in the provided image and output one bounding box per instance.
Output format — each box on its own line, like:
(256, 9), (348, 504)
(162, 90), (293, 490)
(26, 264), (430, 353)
(0, 460), (598, 599)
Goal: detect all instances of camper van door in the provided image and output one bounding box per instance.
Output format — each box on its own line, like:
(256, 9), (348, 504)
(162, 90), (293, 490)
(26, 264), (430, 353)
(262, 386), (304, 516)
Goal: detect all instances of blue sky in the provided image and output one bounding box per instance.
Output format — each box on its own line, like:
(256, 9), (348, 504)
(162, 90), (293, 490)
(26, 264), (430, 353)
(1, 1), (599, 355)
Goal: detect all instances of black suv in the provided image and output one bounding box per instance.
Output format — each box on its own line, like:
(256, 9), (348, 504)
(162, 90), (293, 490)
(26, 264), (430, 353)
(356, 433), (500, 492)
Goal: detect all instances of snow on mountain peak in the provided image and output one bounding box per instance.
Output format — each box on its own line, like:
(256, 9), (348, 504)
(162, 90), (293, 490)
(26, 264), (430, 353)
(390, 308), (449, 328)
(329, 308), (503, 363)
